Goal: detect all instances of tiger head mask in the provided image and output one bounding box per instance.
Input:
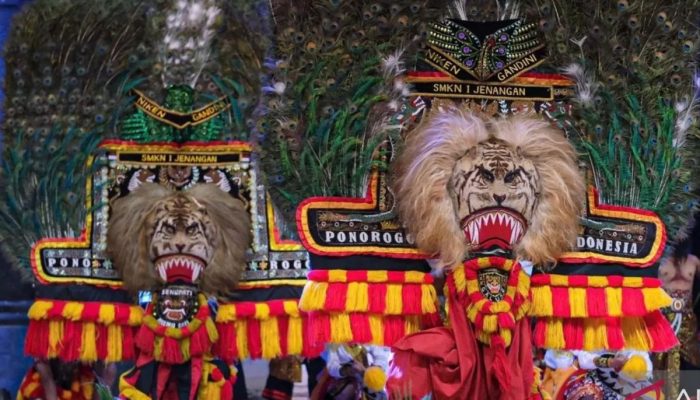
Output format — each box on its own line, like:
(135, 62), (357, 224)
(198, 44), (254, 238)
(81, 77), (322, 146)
(393, 105), (585, 270)
(107, 183), (251, 295)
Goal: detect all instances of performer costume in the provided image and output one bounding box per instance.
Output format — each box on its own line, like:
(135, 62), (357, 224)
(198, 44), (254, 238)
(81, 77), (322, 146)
(386, 105), (585, 399)
(557, 351), (661, 400)
(311, 344), (391, 400)
(380, 9), (684, 398)
(540, 351), (578, 399)
(17, 364), (96, 400)
(654, 233), (700, 398)
(1, 0), (320, 398)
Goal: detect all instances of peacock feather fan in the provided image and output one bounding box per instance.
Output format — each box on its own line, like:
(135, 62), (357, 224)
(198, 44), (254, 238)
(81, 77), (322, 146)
(260, 0), (450, 232)
(0, 0), (271, 277)
(0, 0), (157, 277)
(522, 0), (700, 241)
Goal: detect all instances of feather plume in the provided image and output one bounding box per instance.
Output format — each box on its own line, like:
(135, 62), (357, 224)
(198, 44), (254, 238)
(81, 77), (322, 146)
(160, 0), (220, 88)
(448, 0), (520, 21)
(260, 0), (450, 231)
(561, 63), (598, 108)
(672, 72), (700, 149)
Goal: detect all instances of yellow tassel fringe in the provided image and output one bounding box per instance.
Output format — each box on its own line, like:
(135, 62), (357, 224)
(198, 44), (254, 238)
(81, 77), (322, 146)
(530, 286), (669, 318)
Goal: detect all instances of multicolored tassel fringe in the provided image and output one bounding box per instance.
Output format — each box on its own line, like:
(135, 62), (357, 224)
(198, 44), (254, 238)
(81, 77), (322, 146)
(299, 270), (440, 347)
(17, 365), (95, 400)
(214, 299), (321, 362)
(532, 312), (677, 351)
(25, 299), (142, 362)
(530, 274), (671, 318)
(531, 274), (677, 351)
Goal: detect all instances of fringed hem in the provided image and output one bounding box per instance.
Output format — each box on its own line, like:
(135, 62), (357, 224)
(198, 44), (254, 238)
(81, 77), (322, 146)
(25, 299), (142, 362)
(214, 299), (321, 362)
(304, 311), (440, 348)
(532, 311), (679, 352)
(530, 274), (670, 318)
(300, 270), (438, 315)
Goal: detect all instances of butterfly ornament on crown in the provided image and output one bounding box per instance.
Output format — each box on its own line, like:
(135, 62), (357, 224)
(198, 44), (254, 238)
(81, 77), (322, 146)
(388, 104), (585, 400)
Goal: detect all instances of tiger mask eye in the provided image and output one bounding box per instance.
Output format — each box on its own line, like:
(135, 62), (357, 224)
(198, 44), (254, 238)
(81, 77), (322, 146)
(450, 140), (540, 225)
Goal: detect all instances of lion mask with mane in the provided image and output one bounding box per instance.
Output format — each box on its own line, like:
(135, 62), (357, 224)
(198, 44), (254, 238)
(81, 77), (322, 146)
(107, 182), (251, 295)
(393, 105), (585, 270)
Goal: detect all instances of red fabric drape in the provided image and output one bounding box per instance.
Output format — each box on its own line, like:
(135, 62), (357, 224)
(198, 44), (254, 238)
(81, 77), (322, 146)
(388, 277), (533, 400)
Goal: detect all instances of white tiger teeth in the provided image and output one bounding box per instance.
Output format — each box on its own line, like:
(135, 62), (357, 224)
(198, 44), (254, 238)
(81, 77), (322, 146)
(463, 210), (525, 245)
(155, 254), (205, 282)
(467, 221), (479, 244)
(510, 224), (519, 244)
(158, 264), (167, 281)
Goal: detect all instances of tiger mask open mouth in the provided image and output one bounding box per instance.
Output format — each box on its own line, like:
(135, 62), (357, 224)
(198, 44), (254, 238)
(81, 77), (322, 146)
(155, 254), (207, 284)
(148, 194), (215, 285)
(462, 207), (527, 251)
(108, 183), (252, 295)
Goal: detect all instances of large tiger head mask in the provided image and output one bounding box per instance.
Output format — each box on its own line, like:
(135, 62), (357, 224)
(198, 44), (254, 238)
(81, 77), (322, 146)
(393, 105), (585, 270)
(107, 183), (251, 295)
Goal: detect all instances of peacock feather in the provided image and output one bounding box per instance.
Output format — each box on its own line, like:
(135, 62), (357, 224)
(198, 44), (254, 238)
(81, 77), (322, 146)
(0, 0), (155, 277)
(509, 0), (700, 241)
(260, 0), (451, 230)
(0, 126), (104, 279)
(0, 0), (271, 277)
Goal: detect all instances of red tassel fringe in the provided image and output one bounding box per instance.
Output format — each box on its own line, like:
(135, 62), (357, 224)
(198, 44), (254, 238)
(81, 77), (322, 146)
(214, 323), (238, 363)
(586, 287), (608, 317)
(369, 284), (387, 314)
(303, 313), (324, 358)
(533, 313), (679, 352)
(247, 319), (262, 359)
(621, 288), (646, 316)
(26, 320), (135, 361)
(402, 285), (422, 315)
(350, 314), (372, 343)
(383, 317), (406, 345)
(605, 317), (624, 349)
(644, 311), (679, 351)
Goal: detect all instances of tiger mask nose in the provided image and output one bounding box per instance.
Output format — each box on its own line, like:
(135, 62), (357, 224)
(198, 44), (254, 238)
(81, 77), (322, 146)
(493, 194), (506, 205)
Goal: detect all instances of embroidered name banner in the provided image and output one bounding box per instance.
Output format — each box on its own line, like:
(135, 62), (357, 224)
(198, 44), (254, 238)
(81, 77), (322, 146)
(132, 90), (230, 129)
(118, 152), (240, 165)
(424, 45), (547, 83)
(410, 80), (553, 101)
(297, 172), (429, 259)
(558, 188), (666, 268)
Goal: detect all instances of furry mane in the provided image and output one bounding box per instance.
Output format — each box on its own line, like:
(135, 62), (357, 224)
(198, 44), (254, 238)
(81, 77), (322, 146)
(393, 106), (585, 269)
(107, 183), (251, 295)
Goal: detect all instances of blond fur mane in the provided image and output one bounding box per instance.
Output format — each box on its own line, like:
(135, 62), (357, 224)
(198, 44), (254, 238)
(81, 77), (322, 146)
(107, 183), (251, 295)
(393, 106), (585, 270)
